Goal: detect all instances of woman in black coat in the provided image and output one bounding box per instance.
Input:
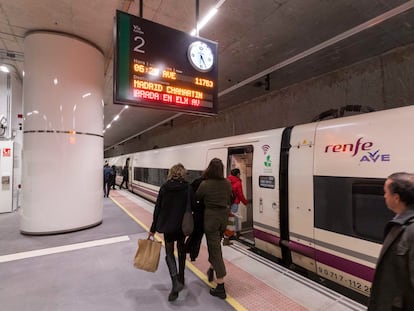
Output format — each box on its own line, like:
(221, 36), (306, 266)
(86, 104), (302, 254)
(148, 163), (194, 302)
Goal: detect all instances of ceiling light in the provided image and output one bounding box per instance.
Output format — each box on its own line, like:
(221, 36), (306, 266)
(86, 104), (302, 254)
(190, 0), (226, 36)
(0, 65), (10, 73)
(191, 9), (217, 36)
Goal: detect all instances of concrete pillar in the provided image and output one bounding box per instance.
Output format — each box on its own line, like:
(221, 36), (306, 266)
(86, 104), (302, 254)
(21, 32), (104, 234)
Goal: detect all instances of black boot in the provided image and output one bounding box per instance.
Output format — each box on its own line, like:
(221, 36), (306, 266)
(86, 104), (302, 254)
(165, 255), (184, 301)
(210, 283), (226, 299)
(178, 251), (186, 285)
(207, 267), (214, 282)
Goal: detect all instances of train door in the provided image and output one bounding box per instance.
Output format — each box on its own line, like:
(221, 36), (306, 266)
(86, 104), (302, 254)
(251, 130), (284, 260)
(228, 146), (253, 243)
(287, 124), (317, 272)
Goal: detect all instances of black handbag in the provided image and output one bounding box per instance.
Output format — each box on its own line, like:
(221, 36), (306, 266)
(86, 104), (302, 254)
(182, 185), (194, 236)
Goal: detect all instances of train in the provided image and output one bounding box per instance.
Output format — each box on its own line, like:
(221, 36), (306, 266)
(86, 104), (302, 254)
(106, 104), (414, 303)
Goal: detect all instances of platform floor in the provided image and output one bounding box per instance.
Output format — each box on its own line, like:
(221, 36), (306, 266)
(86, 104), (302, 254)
(0, 190), (367, 311)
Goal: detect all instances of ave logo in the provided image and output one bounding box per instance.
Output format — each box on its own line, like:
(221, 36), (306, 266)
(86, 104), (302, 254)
(360, 150), (390, 163)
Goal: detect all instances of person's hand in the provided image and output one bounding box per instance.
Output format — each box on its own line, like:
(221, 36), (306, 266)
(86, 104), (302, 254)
(147, 232), (155, 239)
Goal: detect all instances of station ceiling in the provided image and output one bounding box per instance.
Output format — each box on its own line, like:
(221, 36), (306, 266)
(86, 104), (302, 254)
(1, 0), (414, 150)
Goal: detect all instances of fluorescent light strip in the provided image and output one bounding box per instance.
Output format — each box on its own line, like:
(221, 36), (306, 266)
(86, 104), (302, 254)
(104, 105), (129, 132)
(190, 0), (227, 36)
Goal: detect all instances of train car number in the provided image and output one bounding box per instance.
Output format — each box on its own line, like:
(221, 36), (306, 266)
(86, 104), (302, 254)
(317, 263), (371, 296)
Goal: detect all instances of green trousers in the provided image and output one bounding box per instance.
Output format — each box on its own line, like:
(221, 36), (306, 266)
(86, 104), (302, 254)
(204, 207), (230, 278)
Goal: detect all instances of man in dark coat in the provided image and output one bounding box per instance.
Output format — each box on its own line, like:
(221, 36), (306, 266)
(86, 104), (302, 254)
(368, 172), (414, 311)
(103, 163), (112, 197)
(110, 165), (116, 189)
(119, 157), (130, 189)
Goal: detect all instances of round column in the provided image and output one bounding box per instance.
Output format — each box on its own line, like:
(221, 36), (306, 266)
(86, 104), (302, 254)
(21, 32), (104, 234)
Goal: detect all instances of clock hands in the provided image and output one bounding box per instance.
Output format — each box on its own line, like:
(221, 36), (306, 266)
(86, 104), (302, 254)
(200, 54), (206, 68)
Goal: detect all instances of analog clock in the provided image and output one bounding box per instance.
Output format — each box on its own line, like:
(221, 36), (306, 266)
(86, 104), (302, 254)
(188, 41), (214, 72)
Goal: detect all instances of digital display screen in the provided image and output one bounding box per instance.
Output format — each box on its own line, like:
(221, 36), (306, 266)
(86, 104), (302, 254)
(259, 176), (275, 189)
(114, 11), (218, 115)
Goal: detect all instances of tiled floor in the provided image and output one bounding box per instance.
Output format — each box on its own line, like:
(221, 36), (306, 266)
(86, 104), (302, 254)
(111, 190), (367, 311)
(0, 197), (233, 311)
(0, 189), (367, 310)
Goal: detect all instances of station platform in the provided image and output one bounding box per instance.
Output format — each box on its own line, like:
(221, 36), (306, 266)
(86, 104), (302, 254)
(0, 190), (367, 311)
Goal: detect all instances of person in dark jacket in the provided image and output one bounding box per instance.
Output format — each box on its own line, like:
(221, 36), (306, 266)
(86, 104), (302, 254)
(119, 157), (130, 189)
(103, 162), (112, 198)
(368, 172), (414, 311)
(148, 163), (194, 302)
(196, 158), (232, 299)
(110, 165), (116, 189)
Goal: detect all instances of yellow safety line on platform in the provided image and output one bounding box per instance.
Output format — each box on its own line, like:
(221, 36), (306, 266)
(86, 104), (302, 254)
(110, 195), (247, 311)
(111, 196), (163, 243)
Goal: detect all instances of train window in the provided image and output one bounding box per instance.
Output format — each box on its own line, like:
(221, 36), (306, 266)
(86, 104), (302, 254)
(133, 167), (168, 186)
(133, 167), (203, 187)
(314, 176), (391, 243)
(352, 182), (392, 243)
(115, 166), (122, 176)
(187, 170), (204, 183)
(314, 176), (354, 234)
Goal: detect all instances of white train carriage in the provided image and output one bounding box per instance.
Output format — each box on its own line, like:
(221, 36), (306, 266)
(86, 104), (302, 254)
(106, 105), (414, 301)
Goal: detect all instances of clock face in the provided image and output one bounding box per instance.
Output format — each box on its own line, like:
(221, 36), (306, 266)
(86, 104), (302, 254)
(188, 41), (214, 72)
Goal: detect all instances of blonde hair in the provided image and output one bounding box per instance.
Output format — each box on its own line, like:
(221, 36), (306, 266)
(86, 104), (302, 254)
(167, 163), (186, 180)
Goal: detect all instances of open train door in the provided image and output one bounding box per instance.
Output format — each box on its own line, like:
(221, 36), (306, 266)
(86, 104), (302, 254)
(206, 146), (254, 243)
(228, 146), (253, 244)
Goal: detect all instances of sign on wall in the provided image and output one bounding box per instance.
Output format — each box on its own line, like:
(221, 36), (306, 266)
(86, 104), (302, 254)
(114, 10), (218, 115)
(0, 141), (13, 213)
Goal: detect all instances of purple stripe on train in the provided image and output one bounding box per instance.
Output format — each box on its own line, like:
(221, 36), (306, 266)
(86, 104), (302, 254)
(131, 184), (158, 198)
(253, 228), (375, 282)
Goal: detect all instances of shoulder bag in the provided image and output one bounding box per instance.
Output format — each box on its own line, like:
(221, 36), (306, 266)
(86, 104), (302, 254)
(182, 185), (194, 236)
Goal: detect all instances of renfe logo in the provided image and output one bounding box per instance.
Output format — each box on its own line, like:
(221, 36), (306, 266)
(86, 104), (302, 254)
(324, 137), (390, 162)
(325, 137), (372, 157)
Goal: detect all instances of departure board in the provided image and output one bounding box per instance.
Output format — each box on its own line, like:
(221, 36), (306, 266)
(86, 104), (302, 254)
(114, 10), (218, 115)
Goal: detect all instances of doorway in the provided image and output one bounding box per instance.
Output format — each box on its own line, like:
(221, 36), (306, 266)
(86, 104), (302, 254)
(228, 146), (253, 244)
